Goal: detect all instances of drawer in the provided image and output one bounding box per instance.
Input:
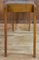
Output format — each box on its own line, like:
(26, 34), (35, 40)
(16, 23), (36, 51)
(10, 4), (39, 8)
(7, 4), (33, 12)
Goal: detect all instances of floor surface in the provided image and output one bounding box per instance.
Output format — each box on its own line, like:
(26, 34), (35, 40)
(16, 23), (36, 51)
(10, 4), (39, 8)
(0, 24), (39, 60)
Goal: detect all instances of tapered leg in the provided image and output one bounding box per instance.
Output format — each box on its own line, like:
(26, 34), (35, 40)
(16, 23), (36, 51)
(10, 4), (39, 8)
(33, 9), (36, 57)
(12, 13), (14, 31)
(4, 7), (7, 57)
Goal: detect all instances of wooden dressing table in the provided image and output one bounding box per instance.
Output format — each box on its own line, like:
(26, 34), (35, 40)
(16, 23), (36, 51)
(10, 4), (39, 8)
(4, 1), (36, 57)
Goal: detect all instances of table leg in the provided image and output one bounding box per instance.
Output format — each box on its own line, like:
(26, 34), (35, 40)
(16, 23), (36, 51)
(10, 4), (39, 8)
(33, 10), (36, 57)
(27, 13), (30, 31)
(12, 13), (14, 31)
(29, 13), (31, 31)
(4, 7), (7, 57)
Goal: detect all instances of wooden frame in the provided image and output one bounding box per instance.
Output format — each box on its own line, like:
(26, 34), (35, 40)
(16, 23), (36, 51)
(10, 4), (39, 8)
(4, 3), (36, 57)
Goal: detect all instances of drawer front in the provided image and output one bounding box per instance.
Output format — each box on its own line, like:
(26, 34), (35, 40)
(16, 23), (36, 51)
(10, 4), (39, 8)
(7, 4), (33, 12)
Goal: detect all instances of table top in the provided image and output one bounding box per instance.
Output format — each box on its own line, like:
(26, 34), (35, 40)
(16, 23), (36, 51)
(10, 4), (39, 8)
(4, 1), (35, 12)
(5, 1), (34, 5)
